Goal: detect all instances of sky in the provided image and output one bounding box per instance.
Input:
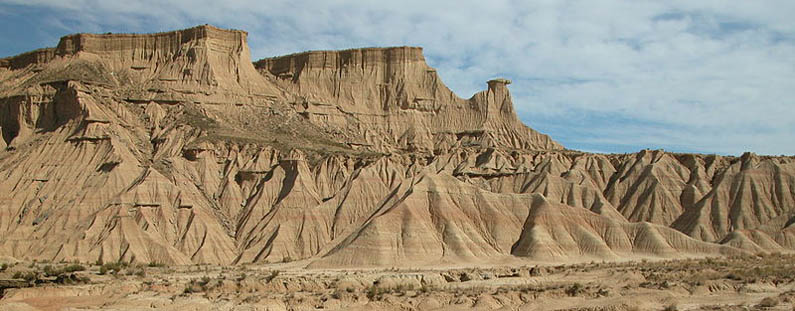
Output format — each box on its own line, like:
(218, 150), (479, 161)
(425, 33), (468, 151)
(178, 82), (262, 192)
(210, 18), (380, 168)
(1, 1), (793, 155)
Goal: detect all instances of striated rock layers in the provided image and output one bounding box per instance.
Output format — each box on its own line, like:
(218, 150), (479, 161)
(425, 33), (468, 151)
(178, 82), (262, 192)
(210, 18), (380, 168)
(255, 48), (560, 152)
(0, 25), (793, 266)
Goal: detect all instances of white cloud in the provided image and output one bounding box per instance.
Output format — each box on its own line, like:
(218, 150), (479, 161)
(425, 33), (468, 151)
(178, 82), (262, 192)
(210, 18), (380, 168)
(1, 0), (793, 155)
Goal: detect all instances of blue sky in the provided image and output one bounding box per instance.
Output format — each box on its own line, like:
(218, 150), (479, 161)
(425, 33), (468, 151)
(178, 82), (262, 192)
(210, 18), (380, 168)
(1, 1), (793, 155)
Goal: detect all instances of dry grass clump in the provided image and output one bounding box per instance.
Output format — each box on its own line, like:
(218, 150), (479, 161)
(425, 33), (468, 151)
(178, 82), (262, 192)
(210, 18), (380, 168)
(98, 261), (127, 275)
(628, 253), (795, 289)
(9, 263), (90, 284)
(365, 283), (417, 300)
(184, 276), (214, 294)
(264, 270), (279, 283)
(12, 271), (39, 282)
(565, 282), (584, 297)
(96, 261), (148, 277)
(43, 264), (86, 277)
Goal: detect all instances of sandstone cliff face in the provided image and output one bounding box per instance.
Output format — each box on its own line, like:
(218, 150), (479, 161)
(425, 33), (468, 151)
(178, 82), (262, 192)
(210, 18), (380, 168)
(1, 25), (282, 106)
(255, 47), (562, 153)
(0, 25), (792, 267)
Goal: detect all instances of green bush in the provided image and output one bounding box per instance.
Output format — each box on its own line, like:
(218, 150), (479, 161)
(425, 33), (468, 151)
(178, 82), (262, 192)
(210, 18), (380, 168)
(13, 271), (39, 282)
(43, 265), (59, 277)
(43, 264), (86, 277)
(64, 264), (86, 273)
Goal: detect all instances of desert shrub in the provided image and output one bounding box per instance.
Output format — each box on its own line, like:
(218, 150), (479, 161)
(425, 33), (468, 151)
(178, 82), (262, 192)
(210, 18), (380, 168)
(265, 270), (280, 283)
(13, 271), (39, 282)
(64, 264), (86, 273)
(565, 282), (584, 297)
(663, 303), (678, 311)
(725, 272), (742, 281)
(54, 273), (91, 285)
(394, 283), (415, 292)
(757, 297), (779, 308)
(43, 265), (59, 277)
(43, 264), (86, 277)
(183, 276), (215, 294)
(147, 262), (166, 268)
(0, 263), (10, 272)
(366, 284), (384, 300)
(183, 285), (199, 294)
(124, 264), (146, 277)
(99, 261), (127, 275)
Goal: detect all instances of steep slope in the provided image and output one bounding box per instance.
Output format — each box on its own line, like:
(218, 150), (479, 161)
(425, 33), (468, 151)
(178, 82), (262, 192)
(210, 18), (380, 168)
(255, 48), (562, 153)
(510, 194), (742, 261)
(0, 25), (792, 267)
(312, 173), (532, 267)
(313, 173), (743, 268)
(604, 149), (693, 226)
(1, 25), (282, 104)
(0, 81), (237, 264)
(673, 153), (795, 244)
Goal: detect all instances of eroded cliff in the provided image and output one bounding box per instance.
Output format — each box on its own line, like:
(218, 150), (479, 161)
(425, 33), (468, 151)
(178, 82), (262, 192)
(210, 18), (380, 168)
(255, 47), (562, 153)
(0, 25), (792, 267)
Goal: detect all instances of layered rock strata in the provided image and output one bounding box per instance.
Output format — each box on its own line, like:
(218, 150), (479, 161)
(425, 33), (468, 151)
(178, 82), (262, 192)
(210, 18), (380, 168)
(0, 25), (792, 266)
(255, 47), (561, 153)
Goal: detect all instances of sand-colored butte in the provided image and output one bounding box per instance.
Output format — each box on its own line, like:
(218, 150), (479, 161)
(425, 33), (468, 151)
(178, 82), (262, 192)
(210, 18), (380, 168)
(1, 25), (794, 267)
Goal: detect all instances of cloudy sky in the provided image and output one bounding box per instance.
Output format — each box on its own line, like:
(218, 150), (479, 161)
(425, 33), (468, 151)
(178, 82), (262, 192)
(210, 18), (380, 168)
(1, 1), (793, 155)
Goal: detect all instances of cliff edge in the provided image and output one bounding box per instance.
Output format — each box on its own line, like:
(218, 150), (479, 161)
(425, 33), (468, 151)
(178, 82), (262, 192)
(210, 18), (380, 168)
(256, 47), (562, 152)
(0, 25), (792, 267)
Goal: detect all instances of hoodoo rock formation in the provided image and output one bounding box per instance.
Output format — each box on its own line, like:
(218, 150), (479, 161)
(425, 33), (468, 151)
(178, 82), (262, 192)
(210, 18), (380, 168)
(0, 25), (793, 266)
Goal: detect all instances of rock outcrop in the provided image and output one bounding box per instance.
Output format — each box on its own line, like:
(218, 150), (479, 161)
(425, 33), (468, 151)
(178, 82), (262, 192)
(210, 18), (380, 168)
(255, 47), (561, 153)
(0, 25), (792, 266)
(1, 25), (282, 106)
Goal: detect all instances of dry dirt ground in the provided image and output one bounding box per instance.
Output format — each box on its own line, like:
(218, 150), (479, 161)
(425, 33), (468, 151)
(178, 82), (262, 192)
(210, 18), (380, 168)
(1, 254), (794, 311)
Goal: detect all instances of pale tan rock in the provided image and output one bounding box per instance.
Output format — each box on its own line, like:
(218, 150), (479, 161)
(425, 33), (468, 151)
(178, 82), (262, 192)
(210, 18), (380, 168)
(255, 47), (562, 153)
(605, 149), (692, 226)
(0, 25), (793, 267)
(673, 153), (795, 244)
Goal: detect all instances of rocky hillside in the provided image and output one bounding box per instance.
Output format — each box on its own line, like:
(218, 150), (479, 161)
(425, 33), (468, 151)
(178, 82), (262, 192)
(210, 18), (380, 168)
(0, 25), (792, 266)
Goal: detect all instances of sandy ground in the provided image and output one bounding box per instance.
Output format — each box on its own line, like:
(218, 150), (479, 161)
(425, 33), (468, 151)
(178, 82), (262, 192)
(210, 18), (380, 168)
(1, 254), (794, 310)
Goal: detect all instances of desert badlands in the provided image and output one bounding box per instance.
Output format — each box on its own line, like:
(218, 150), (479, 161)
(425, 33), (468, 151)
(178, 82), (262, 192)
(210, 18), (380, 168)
(0, 25), (793, 310)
